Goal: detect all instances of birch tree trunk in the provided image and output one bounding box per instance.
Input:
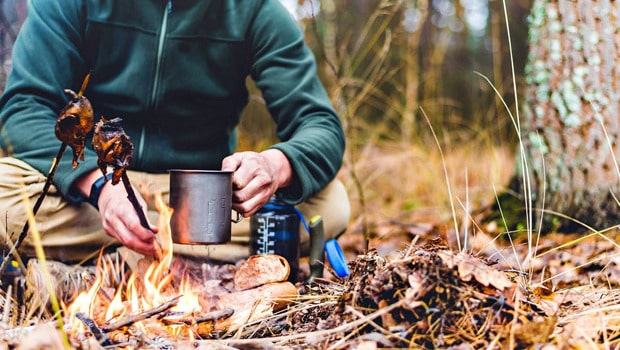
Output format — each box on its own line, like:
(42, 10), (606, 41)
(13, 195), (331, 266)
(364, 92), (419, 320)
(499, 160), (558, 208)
(520, 0), (620, 230)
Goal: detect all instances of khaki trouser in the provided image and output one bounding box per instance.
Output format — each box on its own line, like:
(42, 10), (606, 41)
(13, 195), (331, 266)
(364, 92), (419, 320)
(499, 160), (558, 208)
(0, 157), (350, 263)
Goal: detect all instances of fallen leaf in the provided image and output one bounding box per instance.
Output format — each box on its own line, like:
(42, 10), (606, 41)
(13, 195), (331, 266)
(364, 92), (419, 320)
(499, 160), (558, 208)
(437, 250), (514, 291)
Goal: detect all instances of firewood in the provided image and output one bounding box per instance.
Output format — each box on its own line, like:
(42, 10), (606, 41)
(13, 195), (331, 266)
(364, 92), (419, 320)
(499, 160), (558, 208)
(101, 295), (181, 332)
(216, 281), (298, 313)
(214, 301), (273, 334)
(194, 281), (298, 333)
(160, 308), (234, 326)
(157, 308), (236, 338)
(233, 255), (290, 291)
(75, 312), (112, 346)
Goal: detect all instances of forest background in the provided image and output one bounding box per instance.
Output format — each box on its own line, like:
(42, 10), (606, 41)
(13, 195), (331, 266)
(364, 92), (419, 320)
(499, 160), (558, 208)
(0, 0), (533, 256)
(243, 0), (533, 251)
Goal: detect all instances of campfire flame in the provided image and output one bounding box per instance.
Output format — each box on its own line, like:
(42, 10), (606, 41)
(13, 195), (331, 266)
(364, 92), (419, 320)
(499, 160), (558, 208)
(64, 194), (202, 340)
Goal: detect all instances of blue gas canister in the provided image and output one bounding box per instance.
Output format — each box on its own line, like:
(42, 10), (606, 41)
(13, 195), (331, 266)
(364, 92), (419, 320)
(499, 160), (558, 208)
(250, 197), (300, 282)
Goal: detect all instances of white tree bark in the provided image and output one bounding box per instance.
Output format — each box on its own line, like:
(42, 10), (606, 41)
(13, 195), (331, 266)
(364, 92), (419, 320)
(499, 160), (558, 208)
(521, 0), (620, 229)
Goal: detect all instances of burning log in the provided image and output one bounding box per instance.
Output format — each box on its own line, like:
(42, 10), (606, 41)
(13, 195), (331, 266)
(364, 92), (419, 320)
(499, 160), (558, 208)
(92, 116), (151, 231)
(202, 255), (300, 333)
(55, 223), (299, 343)
(72, 296), (235, 344)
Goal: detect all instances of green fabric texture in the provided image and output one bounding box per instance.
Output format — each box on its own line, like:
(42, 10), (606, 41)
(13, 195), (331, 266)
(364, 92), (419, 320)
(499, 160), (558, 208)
(0, 0), (344, 205)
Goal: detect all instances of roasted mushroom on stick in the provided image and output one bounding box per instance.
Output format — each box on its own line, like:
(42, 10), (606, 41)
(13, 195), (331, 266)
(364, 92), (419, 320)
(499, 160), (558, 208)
(92, 117), (152, 231)
(92, 117), (133, 185)
(55, 84), (94, 168)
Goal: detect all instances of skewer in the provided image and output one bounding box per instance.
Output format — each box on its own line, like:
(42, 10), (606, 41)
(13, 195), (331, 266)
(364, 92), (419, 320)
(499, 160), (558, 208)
(101, 295), (181, 332)
(92, 116), (153, 232)
(121, 172), (151, 231)
(0, 73), (93, 274)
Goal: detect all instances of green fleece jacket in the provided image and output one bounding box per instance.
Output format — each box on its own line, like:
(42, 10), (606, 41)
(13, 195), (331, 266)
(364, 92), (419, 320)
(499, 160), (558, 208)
(0, 0), (344, 205)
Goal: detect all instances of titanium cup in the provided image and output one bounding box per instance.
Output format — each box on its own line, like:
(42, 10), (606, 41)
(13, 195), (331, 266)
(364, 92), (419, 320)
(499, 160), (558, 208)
(169, 169), (242, 245)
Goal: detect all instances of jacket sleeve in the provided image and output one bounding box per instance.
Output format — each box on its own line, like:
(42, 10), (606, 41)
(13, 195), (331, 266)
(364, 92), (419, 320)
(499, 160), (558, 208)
(0, 0), (97, 201)
(247, 0), (345, 205)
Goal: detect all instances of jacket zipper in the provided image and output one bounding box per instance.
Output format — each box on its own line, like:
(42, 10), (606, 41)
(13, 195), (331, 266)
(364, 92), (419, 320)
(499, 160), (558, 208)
(138, 0), (172, 164)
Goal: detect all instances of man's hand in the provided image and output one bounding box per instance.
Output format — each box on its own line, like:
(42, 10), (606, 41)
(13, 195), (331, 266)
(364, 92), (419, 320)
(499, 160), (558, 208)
(76, 171), (159, 255)
(222, 149), (292, 217)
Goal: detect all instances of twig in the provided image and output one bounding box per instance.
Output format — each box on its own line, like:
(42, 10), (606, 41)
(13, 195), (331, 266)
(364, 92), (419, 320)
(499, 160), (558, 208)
(195, 308), (235, 323)
(101, 295), (181, 332)
(121, 172), (152, 232)
(161, 308), (235, 325)
(75, 312), (113, 346)
(194, 300), (406, 349)
(0, 144), (67, 273)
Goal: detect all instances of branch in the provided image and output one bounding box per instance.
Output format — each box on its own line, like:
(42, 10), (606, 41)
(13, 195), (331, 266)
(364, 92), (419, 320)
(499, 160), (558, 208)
(101, 295), (181, 332)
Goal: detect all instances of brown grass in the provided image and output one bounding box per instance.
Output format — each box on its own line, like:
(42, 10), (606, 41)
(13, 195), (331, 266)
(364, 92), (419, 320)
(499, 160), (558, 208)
(341, 141), (516, 225)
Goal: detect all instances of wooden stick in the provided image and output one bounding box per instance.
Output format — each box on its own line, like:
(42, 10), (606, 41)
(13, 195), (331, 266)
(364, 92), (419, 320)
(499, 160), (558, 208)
(195, 308), (235, 324)
(0, 143), (67, 274)
(75, 312), (113, 346)
(161, 308), (235, 325)
(120, 171), (152, 232)
(101, 295), (181, 332)
(76, 72), (91, 98)
(0, 72), (91, 274)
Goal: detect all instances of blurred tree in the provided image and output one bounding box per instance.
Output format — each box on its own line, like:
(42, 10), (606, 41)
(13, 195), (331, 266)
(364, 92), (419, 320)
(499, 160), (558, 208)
(0, 0), (27, 93)
(516, 0), (620, 231)
(296, 0), (530, 146)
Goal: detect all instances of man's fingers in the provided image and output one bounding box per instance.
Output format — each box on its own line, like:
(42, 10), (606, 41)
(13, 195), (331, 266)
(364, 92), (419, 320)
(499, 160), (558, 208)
(104, 221), (156, 255)
(232, 194), (268, 217)
(233, 180), (274, 216)
(221, 153), (243, 172)
(101, 202), (157, 255)
(223, 151), (284, 216)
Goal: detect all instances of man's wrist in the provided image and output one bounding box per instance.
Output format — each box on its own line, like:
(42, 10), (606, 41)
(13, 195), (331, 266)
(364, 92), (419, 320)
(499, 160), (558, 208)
(88, 173), (113, 209)
(262, 149), (292, 188)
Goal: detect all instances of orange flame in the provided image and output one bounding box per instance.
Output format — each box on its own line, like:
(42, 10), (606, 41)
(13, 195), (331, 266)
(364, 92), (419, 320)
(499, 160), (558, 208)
(65, 193), (202, 340)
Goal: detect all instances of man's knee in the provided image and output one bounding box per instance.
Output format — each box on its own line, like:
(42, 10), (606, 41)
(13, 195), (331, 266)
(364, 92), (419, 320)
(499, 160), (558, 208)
(0, 158), (45, 246)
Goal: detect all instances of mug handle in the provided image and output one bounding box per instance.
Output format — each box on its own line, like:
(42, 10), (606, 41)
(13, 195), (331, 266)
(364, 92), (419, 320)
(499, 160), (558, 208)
(231, 210), (243, 223)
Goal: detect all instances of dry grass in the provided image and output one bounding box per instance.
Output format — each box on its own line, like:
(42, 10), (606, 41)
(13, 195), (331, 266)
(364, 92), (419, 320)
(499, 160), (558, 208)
(341, 140), (516, 226)
(333, 136), (620, 348)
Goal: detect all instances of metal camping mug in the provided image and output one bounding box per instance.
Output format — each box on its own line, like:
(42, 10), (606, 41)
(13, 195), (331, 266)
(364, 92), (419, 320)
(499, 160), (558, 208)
(168, 169), (242, 245)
